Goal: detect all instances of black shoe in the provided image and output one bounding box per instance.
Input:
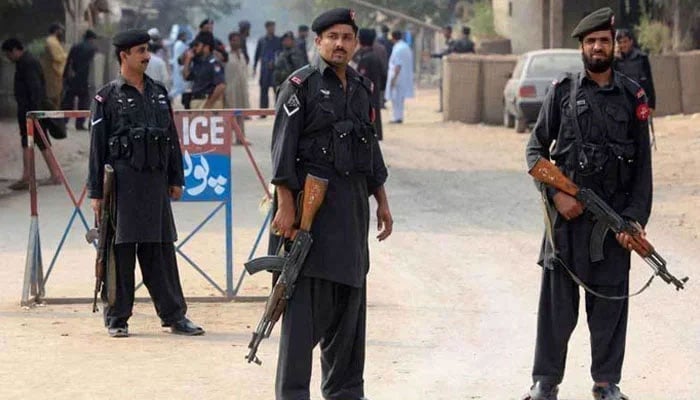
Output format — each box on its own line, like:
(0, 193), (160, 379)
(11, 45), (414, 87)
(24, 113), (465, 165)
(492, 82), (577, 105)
(592, 384), (629, 400)
(75, 125), (86, 131)
(169, 318), (205, 336)
(389, 119), (403, 124)
(107, 326), (129, 338)
(522, 381), (558, 400)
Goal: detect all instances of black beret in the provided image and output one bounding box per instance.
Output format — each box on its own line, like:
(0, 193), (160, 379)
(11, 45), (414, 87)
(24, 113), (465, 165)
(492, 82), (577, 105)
(571, 7), (615, 39)
(358, 28), (376, 46)
(84, 29), (98, 40)
(193, 32), (215, 48)
(281, 31), (294, 41)
(200, 18), (213, 29)
(298, 24), (309, 32)
(112, 29), (150, 48)
(311, 8), (358, 34)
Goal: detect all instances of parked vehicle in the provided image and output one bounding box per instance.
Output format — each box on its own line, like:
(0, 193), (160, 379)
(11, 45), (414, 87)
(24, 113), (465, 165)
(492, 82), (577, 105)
(503, 49), (583, 133)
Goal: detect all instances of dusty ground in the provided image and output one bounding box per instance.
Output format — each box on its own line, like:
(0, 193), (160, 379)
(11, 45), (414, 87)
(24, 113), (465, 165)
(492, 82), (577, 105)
(0, 88), (698, 400)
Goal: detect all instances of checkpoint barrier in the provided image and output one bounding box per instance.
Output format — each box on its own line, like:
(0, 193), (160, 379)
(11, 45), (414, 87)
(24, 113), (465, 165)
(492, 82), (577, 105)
(21, 107), (275, 307)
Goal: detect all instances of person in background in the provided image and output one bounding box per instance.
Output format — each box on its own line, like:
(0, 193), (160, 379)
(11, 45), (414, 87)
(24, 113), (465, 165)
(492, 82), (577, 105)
(273, 31), (306, 92)
(452, 26), (475, 54)
(224, 31), (251, 144)
(376, 24), (393, 58)
(353, 28), (386, 140)
(183, 32), (226, 109)
(614, 29), (656, 113)
(170, 30), (191, 104)
(296, 24), (310, 64)
(199, 18), (229, 63)
(254, 20), (282, 112)
(41, 22), (68, 109)
(238, 20), (252, 64)
(146, 30), (170, 87)
(61, 29), (98, 130)
(385, 30), (414, 124)
(2, 38), (62, 190)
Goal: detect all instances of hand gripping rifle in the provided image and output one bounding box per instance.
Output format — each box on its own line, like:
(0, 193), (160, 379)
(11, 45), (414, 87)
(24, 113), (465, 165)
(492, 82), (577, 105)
(244, 174), (329, 365)
(529, 157), (688, 291)
(85, 164), (117, 312)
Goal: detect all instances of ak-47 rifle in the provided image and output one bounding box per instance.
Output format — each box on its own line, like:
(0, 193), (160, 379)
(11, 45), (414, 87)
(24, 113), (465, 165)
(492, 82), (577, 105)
(85, 164), (117, 312)
(529, 157), (688, 291)
(244, 174), (328, 365)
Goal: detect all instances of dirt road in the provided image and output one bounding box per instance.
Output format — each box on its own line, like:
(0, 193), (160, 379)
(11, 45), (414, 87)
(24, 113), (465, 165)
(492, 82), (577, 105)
(0, 89), (697, 400)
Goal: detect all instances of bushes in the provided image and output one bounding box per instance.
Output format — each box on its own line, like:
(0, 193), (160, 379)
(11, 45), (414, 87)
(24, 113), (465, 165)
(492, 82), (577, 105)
(635, 14), (672, 54)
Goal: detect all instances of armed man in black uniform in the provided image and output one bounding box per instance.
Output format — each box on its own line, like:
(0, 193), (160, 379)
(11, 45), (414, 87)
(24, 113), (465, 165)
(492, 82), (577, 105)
(87, 29), (204, 338)
(183, 32), (226, 109)
(269, 8), (393, 400)
(614, 29), (656, 112)
(522, 8), (652, 400)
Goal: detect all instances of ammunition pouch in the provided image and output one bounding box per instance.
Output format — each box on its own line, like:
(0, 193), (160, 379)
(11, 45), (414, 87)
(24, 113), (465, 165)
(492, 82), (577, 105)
(109, 127), (170, 171)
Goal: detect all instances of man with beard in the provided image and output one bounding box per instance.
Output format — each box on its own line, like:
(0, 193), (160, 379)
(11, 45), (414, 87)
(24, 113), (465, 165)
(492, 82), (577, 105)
(270, 8), (392, 400)
(87, 29), (204, 338)
(522, 8), (652, 400)
(182, 32), (226, 109)
(353, 28), (386, 140)
(614, 29), (656, 113)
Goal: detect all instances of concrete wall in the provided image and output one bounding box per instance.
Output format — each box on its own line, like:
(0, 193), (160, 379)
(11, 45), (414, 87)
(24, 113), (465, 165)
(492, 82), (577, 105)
(481, 55), (518, 124)
(510, 0), (545, 54)
(650, 54), (683, 116)
(443, 54), (517, 125)
(678, 51), (700, 114)
(492, 0), (511, 39)
(443, 52), (699, 124)
(443, 55), (482, 124)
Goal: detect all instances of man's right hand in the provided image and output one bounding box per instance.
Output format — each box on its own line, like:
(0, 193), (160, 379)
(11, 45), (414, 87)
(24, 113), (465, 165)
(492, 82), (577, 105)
(271, 187), (296, 239)
(91, 198), (102, 222)
(552, 191), (584, 220)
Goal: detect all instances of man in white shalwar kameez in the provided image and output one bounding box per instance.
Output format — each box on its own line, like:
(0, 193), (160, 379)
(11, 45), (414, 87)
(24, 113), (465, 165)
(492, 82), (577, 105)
(385, 30), (414, 123)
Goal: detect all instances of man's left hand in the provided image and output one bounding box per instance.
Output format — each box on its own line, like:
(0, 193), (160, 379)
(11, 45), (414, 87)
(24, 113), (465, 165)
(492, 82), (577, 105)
(615, 221), (646, 253)
(169, 186), (183, 201)
(376, 204), (393, 241)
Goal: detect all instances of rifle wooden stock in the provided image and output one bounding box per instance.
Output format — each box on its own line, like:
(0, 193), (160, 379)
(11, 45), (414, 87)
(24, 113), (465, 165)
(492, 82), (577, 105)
(528, 157), (579, 197)
(93, 164), (115, 312)
(294, 174), (329, 236)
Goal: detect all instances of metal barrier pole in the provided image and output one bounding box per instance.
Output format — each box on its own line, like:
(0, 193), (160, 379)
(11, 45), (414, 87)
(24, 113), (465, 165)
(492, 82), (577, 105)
(21, 116), (44, 306)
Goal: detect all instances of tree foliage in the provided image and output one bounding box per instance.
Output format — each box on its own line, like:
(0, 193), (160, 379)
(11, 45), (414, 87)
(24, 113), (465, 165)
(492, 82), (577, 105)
(290, 0), (459, 28)
(123, 0), (242, 32)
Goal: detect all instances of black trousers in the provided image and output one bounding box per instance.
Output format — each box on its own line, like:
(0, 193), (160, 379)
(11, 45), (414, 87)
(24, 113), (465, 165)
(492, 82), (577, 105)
(102, 242), (187, 328)
(532, 266), (629, 385)
(61, 86), (90, 128)
(276, 277), (366, 400)
(259, 83), (277, 109)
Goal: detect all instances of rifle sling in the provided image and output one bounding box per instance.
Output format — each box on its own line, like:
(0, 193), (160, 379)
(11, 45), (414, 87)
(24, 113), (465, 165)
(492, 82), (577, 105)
(541, 187), (655, 300)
